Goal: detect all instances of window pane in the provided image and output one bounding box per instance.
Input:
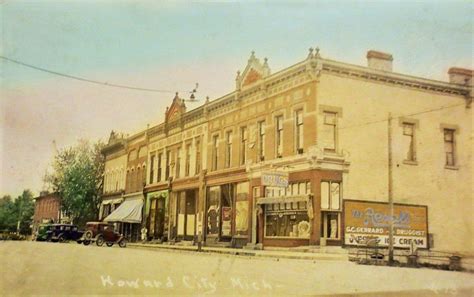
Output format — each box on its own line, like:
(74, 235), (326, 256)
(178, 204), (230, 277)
(403, 123), (414, 136)
(331, 182), (340, 210)
(324, 112), (336, 124)
(299, 183), (306, 196)
(321, 124), (335, 150)
(321, 182), (329, 209)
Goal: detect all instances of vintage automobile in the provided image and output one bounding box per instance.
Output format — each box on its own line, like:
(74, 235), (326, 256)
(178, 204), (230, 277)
(95, 225), (127, 248)
(34, 224), (53, 241)
(81, 222), (110, 245)
(46, 224), (84, 243)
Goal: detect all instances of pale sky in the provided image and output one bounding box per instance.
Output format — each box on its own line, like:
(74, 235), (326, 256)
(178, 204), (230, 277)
(1, 1), (472, 198)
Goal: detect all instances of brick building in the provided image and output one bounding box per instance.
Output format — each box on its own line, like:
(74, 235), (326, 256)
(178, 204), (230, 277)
(33, 192), (61, 232)
(101, 49), (472, 253)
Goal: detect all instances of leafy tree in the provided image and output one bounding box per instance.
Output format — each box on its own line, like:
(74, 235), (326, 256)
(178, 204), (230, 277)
(0, 191), (35, 234)
(45, 139), (105, 227)
(0, 195), (16, 232)
(14, 190), (35, 234)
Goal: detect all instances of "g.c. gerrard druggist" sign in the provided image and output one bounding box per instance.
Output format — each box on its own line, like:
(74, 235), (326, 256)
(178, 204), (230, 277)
(343, 200), (428, 249)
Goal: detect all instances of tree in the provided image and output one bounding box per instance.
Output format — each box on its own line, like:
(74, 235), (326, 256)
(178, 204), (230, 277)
(45, 139), (105, 227)
(0, 191), (35, 234)
(0, 195), (17, 232)
(14, 190), (35, 234)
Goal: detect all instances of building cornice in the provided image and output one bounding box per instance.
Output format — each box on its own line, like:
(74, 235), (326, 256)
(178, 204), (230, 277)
(321, 58), (470, 96)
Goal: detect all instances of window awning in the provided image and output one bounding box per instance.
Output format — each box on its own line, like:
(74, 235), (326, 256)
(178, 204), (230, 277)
(103, 198), (143, 223)
(256, 195), (310, 205)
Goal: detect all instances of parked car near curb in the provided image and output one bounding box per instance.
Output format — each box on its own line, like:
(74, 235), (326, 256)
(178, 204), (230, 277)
(46, 224), (84, 243)
(81, 222), (110, 245)
(96, 225), (127, 248)
(34, 224), (53, 241)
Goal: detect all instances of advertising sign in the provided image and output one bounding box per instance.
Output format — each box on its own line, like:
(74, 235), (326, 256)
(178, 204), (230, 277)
(261, 171), (289, 188)
(344, 200), (428, 249)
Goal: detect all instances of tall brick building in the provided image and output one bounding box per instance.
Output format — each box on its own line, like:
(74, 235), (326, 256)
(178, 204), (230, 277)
(101, 49), (472, 253)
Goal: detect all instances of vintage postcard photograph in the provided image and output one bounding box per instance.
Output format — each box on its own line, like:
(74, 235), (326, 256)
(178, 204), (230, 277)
(0, 1), (473, 296)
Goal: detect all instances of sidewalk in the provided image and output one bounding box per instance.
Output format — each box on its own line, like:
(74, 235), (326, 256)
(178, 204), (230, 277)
(128, 242), (349, 261)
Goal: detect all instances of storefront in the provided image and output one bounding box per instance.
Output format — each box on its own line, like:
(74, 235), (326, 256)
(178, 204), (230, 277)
(205, 182), (250, 247)
(175, 189), (198, 241)
(258, 180), (313, 247)
(99, 196), (123, 221)
(145, 190), (169, 241)
(254, 169), (343, 248)
(104, 194), (143, 242)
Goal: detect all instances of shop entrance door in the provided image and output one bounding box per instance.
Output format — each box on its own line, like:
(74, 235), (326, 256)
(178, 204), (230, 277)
(177, 190), (196, 240)
(153, 198), (166, 238)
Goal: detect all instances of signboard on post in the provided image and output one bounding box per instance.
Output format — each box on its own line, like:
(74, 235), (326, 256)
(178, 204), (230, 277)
(344, 200), (428, 249)
(261, 171), (289, 188)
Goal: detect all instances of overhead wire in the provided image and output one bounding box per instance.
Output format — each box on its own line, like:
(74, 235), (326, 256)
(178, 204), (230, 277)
(0, 55), (178, 93)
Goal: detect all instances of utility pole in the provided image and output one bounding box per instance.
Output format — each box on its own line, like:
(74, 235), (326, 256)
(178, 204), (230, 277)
(388, 113), (394, 265)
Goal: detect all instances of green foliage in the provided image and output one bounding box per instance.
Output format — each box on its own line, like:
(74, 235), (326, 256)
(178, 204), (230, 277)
(0, 190), (35, 234)
(45, 139), (105, 227)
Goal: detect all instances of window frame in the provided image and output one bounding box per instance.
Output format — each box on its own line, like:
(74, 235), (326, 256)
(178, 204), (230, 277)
(275, 115), (284, 158)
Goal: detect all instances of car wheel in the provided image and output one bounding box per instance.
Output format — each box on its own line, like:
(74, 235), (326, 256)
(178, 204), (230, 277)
(83, 240), (91, 246)
(119, 239), (127, 248)
(76, 240), (82, 244)
(58, 236), (65, 243)
(84, 230), (93, 240)
(106, 242), (114, 247)
(96, 235), (105, 247)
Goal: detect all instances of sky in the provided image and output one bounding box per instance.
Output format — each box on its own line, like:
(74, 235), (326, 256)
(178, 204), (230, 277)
(0, 0), (472, 198)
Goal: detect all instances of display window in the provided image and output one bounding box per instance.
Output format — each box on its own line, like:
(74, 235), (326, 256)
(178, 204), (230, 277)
(263, 181), (311, 239)
(235, 182), (249, 235)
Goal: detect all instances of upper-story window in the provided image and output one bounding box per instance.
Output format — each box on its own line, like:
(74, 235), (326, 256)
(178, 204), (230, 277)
(403, 123), (416, 161)
(165, 151), (170, 180)
(128, 149), (137, 161)
(444, 129), (456, 166)
(240, 127), (247, 165)
(138, 146), (147, 158)
(185, 143), (191, 176)
(176, 147), (181, 178)
(295, 110), (304, 154)
(322, 112), (337, 152)
(195, 138), (201, 175)
(258, 121), (265, 162)
(157, 152), (163, 182)
(149, 155), (155, 184)
(275, 116), (283, 158)
(321, 181), (341, 210)
(225, 131), (233, 168)
(212, 135), (219, 171)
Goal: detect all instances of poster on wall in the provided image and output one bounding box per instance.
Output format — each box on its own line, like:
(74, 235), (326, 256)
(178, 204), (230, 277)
(221, 207), (232, 236)
(344, 200), (428, 249)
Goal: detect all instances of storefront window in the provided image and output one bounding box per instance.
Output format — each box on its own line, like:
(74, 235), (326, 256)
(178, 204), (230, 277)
(265, 205), (310, 238)
(221, 184), (233, 237)
(264, 181), (311, 238)
(207, 186), (220, 236)
(235, 182), (249, 235)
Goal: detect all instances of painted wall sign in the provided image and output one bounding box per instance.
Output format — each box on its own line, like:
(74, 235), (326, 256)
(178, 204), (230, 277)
(344, 200), (428, 249)
(261, 171), (289, 188)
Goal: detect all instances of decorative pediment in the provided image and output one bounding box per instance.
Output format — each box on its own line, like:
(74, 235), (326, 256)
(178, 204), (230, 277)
(165, 92), (186, 122)
(236, 51), (271, 90)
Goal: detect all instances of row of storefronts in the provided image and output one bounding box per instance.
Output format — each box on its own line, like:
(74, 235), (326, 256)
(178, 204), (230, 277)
(98, 49), (470, 253)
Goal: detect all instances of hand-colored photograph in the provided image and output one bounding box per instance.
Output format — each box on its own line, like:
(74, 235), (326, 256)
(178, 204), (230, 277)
(1, 1), (472, 296)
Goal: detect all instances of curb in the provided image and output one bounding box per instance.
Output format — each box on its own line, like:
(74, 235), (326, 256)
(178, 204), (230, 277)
(128, 243), (349, 262)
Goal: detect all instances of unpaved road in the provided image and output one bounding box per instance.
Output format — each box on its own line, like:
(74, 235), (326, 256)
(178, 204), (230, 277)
(1, 241), (473, 296)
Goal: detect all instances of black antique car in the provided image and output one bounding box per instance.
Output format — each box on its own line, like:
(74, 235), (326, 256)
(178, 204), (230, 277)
(46, 224), (84, 243)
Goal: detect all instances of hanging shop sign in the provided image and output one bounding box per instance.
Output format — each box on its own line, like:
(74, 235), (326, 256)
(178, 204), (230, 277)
(344, 200), (428, 249)
(261, 171), (289, 188)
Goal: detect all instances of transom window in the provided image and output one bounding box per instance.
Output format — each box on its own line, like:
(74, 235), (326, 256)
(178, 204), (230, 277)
(320, 181), (341, 210)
